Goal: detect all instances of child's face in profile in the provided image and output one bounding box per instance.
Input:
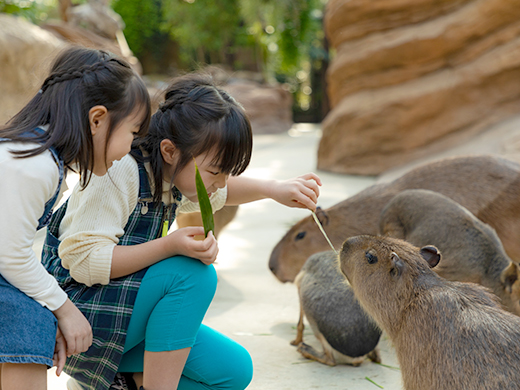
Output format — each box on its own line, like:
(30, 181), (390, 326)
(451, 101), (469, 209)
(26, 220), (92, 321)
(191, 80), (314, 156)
(172, 148), (229, 202)
(92, 107), (144, 176)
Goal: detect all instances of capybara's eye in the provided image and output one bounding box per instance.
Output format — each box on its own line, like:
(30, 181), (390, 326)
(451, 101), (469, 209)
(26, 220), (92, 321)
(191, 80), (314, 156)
(365, 252), (378, 264)
(295, 232), (306, 241)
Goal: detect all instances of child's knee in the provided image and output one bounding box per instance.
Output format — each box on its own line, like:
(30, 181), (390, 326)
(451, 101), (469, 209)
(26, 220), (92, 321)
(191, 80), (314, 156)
(148, 256), (217, 298)
(227, 347), (253, 390)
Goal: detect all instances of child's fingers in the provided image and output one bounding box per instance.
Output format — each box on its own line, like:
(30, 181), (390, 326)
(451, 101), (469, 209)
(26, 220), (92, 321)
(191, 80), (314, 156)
(299, 172), (322, 186)
(185, 226), (206, 236)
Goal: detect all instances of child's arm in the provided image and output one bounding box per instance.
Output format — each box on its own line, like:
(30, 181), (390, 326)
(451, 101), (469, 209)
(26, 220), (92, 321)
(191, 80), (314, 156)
(110, 228), (218, 279)
(225, 173), (322, 211)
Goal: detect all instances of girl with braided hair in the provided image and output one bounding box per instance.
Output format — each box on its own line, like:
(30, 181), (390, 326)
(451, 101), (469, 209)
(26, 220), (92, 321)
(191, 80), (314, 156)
(0, 45), (151, 390)
(43, 72), (321, 390)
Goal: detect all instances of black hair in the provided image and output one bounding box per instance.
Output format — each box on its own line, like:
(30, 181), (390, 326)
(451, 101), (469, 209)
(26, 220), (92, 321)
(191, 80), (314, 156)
(134, 73), (253, 204)
(0, 46), (151, 187)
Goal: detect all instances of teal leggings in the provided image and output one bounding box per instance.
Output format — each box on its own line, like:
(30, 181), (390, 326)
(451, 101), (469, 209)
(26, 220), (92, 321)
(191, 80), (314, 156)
(118, 256), (253, 390)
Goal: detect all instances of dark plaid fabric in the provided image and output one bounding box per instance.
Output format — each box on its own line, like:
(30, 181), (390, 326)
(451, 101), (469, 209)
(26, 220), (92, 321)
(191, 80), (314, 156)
(42, 153), (181, 389)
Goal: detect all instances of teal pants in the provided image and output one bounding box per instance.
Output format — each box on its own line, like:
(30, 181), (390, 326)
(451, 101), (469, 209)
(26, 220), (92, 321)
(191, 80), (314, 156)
(118, 256), (253, 390)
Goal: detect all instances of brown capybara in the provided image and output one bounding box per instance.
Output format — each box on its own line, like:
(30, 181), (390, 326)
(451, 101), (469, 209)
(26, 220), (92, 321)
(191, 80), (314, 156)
(380, 189), (520, 316)
(269, 155), (520, 282)
(291, 251), (381, 366)
(340, 235), (520, 390)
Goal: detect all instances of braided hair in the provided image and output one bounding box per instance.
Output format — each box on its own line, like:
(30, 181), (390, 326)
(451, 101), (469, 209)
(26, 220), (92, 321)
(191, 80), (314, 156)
(134, 73), (252, 204)
(1, 46), (151, 188)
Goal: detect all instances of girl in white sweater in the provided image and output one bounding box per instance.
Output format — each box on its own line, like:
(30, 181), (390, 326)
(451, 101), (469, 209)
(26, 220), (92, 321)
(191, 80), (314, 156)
(43, 73), (321, 390)
(0, 46), (151, 390)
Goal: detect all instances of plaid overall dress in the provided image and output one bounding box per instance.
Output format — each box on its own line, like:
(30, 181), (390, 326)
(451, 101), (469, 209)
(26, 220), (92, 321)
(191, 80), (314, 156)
(42, 153), (182, 389)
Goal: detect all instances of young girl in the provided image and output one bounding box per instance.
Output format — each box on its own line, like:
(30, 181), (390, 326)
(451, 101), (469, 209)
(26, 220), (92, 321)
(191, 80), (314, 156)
(0, 46), (151, 390)
(42, 73), (321, 390)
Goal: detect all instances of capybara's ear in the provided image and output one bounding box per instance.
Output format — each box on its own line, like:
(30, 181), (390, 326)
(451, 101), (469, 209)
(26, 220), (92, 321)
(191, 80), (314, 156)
(315, 206), (329, 226)
(500, 262), (519, 294)
(420, 246), (441, 268)
(390, 252), (404, 277)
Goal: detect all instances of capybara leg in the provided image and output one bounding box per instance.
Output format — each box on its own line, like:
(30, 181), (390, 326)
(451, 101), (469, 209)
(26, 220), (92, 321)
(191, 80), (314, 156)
(367, 348), (382, 363)
(290, 305), (305, 346)
(297, 342), (336, 366)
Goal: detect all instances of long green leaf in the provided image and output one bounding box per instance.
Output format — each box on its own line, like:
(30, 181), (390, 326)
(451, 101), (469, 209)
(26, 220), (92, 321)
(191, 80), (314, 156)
(194, 160), (215, 237)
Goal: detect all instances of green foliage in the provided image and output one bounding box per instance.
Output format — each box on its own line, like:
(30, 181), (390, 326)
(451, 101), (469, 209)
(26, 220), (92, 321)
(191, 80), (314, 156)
(0, 0), (59, 23)
(112, 0), (162, 58)
(194, 160), (214, 238)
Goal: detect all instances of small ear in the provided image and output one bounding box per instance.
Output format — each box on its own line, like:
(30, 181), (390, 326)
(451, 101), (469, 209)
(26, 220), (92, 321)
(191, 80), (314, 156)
(160, 139), (178, 165)
(89, 105), (108, 135)
(420, 245), (441, 268)
(390, 252), (404, 278)
(315, 206), (329, 226)
(500, 262), (519, 294)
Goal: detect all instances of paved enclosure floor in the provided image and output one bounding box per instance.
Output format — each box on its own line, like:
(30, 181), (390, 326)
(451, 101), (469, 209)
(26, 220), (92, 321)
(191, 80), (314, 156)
(43, 124), (404, 389)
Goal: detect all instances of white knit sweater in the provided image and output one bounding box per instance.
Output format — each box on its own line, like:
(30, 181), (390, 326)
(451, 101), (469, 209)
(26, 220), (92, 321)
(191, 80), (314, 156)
(58, 154), (227, 286)
(0, 142), (68, 311)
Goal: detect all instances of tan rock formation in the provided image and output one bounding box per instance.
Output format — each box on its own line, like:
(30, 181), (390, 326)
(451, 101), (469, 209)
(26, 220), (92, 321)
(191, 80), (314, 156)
(0, 14), (66, 125)
(223, 79), (293, 134)
(320, 0), (520, 174)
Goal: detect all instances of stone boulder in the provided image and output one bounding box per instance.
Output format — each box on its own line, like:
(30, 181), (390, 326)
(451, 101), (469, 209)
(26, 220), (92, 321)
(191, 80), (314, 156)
(320, 0), (520, 174)
(223, 79), (293, 134)
(0, 14), (66, 125)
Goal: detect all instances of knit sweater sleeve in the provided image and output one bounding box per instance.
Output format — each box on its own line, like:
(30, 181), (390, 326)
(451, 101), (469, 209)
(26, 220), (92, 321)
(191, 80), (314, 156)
(178, 186), (228, 214)
(0, 144), (67, 311)
(58, 155), (139, 286)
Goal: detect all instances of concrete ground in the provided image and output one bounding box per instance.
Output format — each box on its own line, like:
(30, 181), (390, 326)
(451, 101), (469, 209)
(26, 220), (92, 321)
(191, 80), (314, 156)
(42, 123), (403, 389)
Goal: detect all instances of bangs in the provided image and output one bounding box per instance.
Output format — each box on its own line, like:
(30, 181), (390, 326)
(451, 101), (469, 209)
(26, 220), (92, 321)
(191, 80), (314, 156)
(196, 106), (252, 176)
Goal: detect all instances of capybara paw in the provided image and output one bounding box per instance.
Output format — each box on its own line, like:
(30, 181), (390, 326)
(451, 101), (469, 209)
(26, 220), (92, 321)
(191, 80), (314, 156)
(367, 348), (382, 363)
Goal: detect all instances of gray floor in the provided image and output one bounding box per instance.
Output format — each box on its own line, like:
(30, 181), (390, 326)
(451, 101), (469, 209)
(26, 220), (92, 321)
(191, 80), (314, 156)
(46, 124), (402, 389)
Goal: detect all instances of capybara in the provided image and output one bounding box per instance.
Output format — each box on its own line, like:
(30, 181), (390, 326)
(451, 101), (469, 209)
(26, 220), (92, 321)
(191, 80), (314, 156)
(269, 155), (520, 282)
(291, 250), (381, 366)
(340, 235), (520, 390)
(380, 189), (520, 316)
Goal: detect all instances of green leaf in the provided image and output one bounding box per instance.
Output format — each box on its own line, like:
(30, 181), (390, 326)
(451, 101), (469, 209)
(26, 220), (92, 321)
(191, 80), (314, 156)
(194, 159), (215, 237)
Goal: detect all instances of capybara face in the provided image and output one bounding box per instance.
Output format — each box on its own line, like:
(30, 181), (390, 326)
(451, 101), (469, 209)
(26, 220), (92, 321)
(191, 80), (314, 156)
(269, 209), (333, 282)
(339, 235), (440, 323)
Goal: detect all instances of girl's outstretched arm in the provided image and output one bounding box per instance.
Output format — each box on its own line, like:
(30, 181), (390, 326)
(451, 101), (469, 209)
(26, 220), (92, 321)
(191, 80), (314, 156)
(225, 173), (322, 211)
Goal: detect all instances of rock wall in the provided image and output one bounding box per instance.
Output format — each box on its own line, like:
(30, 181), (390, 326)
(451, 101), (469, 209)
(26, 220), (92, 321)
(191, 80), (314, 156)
(0, 14), (66, 125)
(319, 0), (520, 174)
(223, 79), (293, 134)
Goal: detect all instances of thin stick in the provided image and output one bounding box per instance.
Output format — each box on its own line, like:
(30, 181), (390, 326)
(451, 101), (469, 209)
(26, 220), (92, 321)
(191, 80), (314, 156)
(311, 211), (337, 255)
(365, 377), (384, 389)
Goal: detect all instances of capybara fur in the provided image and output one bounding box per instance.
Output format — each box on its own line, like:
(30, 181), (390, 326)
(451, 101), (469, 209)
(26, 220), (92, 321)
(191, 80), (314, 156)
(269, 155), (520, 282)
(340, 235), (520, 390)
(380, 189), (520, 316)
(291, 251), (381, 366)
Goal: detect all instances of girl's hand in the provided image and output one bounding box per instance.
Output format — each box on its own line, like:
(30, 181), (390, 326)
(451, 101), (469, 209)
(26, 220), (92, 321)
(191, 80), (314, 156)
(165, 227), (219, 265)
(53, 299), (93, 357)
(270, 173), (322, 211)
(53, 327), (67, 376)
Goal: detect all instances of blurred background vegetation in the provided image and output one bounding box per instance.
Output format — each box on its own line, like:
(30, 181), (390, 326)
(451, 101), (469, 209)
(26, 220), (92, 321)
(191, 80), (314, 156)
(0, 0), (330, 122)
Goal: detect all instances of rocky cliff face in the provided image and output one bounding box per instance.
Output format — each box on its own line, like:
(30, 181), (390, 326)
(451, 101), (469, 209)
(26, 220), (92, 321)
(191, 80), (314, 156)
(0, 14), (65, 125)
(320, 0), (520, 174)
